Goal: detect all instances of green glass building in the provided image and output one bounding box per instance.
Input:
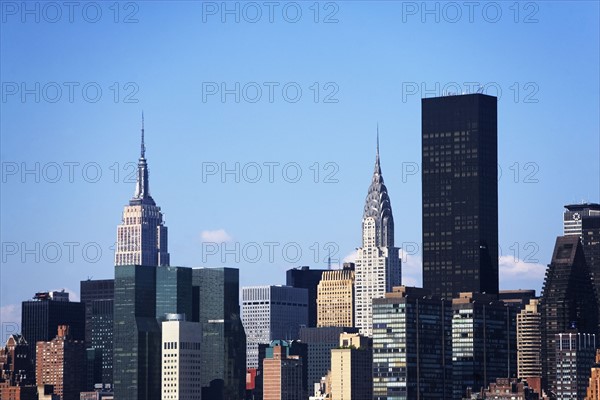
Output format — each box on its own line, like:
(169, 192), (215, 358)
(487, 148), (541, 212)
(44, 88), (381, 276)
(156, 266), (193, 321)
(192, 267), (246, 400)
(113, 265), (161, 400)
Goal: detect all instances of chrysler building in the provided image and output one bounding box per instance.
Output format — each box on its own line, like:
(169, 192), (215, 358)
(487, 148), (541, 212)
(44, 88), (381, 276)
(115, 115), (170, 267)
(354, 132), (401, 336)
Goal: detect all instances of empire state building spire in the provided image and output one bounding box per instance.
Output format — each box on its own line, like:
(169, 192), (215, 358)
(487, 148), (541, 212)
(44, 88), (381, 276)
(115, 115), (169, 267)
(132, 113), (154, 205)
(354, 128), (401, 336)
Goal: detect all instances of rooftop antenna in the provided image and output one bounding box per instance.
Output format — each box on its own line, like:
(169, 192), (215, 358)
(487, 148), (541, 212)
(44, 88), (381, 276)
(327, 248), (332, 270)
(376, 123), (380, 159)
(141, 111), (146, 158)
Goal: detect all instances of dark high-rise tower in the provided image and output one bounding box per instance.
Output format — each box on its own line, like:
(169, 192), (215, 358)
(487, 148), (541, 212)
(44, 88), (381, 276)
(156, 266), (192, 321)
(372, 286), (453, 399)
(564, 203), (600, 327)
(21, 291), (84, 372)
(286, 266), (326, 328)
(115, 115), (169, 267)
(421, 93), (499, 299)
(113, 265), (161, 400)
(191, 267), (246, 400)
(80, 279), (114, 386)
(540, 235), (598, 394)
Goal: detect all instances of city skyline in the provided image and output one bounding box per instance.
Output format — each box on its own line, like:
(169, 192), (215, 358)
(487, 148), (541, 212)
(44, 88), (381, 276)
(1, 112), (596, 326)
(2, 1), (599, 330)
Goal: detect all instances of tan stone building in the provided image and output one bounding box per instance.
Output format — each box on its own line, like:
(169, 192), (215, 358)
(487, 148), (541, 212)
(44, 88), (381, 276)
(517, 298), (542, 395)
(35, 325), (85, 400)
(330, 333), (372, 400)
(317, 265), (355, 328)
(586, 350), (600, 399)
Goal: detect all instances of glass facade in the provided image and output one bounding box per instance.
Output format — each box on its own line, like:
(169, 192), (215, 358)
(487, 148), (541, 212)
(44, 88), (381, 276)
(192, 267), (246, 400)
(80, 279), (114, 386)
(372, 287), (452, 400)
(451, 293), (517, 399)
(555, 332), (596, 399)
(113, 264), (161, 400)
(421, 94), (499, 299)
(156, 266), (192, 321)
(21, 294), (85, 372)
(286, 267), (326, 328)
(540, 236), (598, 395)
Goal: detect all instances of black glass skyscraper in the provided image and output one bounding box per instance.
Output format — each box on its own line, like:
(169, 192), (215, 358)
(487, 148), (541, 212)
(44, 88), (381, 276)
(286, 266), (326, 327)
(80, 279), (114, 386)
(21, 291), (85, 371)
(421, 93), (499, 299)
(192, 267), (246, 400)
(564, 203), (600, 329)
(540, 235), (598, 395)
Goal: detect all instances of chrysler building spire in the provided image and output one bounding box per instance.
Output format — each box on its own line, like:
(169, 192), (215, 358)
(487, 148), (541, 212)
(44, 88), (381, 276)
(362, 132), (394, 248)
(354, 129), (401, 336)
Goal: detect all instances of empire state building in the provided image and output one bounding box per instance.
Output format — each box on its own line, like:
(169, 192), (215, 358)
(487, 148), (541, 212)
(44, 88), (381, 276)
(354, 133), (401, 336)
(115, 116), (170, 267)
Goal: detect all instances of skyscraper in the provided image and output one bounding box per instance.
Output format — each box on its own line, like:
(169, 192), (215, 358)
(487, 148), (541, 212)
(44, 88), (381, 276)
(241, 286), (308, 369)
(112, 264), (161, 400)
(316, 264), (355, 328)
(161, 314), (202, 400)
(80, 279), (114, 386)
(372, 286), (453, 400)
(21, 291), (84, 372)
(452, 292), (517, 399)
(355, 134), (401, 336)
(191, 267), (246, 400)
(421, 93), (499, 299)
(286, 267), (326, 328)
(564, 203), (600, 330)
(115, 115), (169, 267)
(516, 298), (542, 394)
(156, 266), (192, 321)
(563, 203), (600, 237)
(555, 332), (596, 400)
(540, 235), (598, 395)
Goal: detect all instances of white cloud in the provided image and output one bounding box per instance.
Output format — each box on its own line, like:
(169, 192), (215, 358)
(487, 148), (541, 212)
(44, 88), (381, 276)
(499, 255), (546, 279)
(0, 304), (21, 333)
(343, 250), (358, 263)
(200, 229), (232, 243)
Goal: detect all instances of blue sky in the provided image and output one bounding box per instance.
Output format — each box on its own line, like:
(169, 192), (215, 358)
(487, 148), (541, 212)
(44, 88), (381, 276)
(1, 1), (599, 329)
